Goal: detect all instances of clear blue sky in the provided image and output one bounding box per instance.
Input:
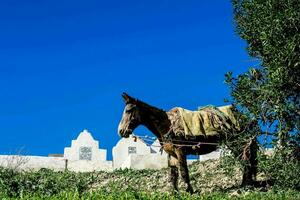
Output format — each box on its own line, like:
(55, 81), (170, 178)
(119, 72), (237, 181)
(0, 0), (252, 160)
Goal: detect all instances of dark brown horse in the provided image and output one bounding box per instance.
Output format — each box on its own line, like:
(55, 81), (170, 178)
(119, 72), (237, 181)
(118, 93), (257, 193)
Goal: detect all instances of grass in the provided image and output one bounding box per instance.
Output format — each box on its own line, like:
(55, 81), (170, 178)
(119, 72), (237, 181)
(0, 160), (299, 199)
(1, 189), (300, 200)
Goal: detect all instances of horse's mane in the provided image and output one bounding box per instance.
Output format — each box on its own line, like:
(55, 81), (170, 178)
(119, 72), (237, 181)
(135, 98), (166, 113)
(167, 108), (185, 136)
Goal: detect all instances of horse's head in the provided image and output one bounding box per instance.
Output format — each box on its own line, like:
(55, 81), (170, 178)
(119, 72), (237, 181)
(118, 92), (142, 138)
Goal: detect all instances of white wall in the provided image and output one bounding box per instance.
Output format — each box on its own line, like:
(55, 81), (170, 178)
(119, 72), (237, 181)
(63, 130), (113, 171)
(0, 130), (226, 172)
(112, 135), (151, 169)
(121, 154), (168, 170)
(0, 155), (66, 171)
(64, 130), (107, 162)
(200, 149), (222, 161)
(67, 160), (113, 172)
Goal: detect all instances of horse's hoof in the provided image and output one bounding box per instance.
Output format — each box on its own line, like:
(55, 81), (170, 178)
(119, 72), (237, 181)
(171, 188), (179, 195)
(186, 187), (194, 194)
(241, 180), (255, 188)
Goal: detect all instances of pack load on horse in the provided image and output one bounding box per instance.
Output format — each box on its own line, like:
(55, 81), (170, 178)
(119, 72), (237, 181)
(118, 93), (257, 193)
(168, 105), (239, 138)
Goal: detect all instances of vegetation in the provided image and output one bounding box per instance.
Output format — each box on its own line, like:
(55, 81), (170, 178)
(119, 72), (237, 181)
(0, 1), (299, 199)
(1, 189), (300, 200)
(224, 0), (300, 190)
(0, 167), (98, 197)
(0, 160), (300, 199)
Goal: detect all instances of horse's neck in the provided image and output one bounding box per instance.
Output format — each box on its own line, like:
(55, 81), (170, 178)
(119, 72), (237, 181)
(139, 103), (170, 140)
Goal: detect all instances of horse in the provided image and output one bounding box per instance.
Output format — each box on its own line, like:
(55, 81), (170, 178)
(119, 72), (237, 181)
(118, 93), (258, 193)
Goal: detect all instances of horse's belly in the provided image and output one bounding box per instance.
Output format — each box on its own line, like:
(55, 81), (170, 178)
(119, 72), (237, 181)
(187, 144), (218, 155)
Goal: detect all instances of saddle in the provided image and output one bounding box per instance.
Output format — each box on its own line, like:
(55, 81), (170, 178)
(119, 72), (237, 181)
(168, 105), (239, 138)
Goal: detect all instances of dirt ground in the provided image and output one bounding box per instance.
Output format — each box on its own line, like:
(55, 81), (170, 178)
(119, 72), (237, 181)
(92, 159), (253, 194)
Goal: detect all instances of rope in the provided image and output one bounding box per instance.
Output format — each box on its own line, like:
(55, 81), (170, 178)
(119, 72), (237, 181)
(132, 134), (219, 147)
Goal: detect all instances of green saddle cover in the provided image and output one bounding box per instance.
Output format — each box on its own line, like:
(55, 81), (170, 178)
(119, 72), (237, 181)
(176, 105), (239, 137)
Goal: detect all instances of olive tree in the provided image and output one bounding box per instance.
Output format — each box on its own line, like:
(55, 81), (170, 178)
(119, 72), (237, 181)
(224, 0), (300, 188)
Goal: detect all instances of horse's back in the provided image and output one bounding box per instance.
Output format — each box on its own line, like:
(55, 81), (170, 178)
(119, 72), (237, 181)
(168, 105), (238, 138)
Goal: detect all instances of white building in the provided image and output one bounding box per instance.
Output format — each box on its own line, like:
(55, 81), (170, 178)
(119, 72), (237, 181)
(112, 135), (168, 170)
(64, 129), (113, 172)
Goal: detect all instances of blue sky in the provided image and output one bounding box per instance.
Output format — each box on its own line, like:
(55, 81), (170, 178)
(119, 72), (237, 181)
(0, 1), (252, 160)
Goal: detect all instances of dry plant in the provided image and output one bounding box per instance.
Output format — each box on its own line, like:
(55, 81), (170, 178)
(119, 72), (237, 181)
(1, 146), (29, 171)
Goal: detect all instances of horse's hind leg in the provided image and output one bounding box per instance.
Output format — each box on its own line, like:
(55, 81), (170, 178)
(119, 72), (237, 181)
(175, 148), (193, 194)
(242, 139), (258, 186)
(249, 139), (258, 183)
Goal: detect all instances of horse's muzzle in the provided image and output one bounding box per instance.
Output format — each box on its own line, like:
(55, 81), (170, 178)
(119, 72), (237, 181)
(118, 129), (132, 138)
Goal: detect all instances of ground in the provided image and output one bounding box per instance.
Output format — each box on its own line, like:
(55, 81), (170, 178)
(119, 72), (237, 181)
(1, 159), (299, 199)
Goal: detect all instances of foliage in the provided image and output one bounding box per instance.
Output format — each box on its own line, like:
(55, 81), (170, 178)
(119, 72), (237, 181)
(1, 161), (300, 199)
(219, 149), (242, 178)
(1, 187), (300, 200)
(0, 167), (98, 197)
(258, 149), (300, 190)
(0, 160), (241, 198)
(227, 0), (300, 143)
(224, 0), (300, 188)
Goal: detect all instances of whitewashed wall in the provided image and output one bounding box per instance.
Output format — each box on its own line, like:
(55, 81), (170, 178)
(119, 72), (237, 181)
(63, 130), (113, 171)
(121, 154), (168, 170)
(112, 136), (169, 170)
(112, 135), (151, 169)
(0, 130), (225, 172)
(64, 130), (107, 162)
(200, 149), (222, 161)
(0, 155), (66, 171)
(67, 160), (113, 172)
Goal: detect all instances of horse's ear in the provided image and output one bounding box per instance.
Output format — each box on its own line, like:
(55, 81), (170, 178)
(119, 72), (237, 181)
(122, 92), (135, 104)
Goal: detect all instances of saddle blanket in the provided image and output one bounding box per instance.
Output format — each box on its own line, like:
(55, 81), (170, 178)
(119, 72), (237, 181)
(170, 105), (239, 137)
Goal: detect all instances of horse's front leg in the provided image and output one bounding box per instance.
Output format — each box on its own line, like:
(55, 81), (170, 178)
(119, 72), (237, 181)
(168, 155), (179, 192)
(175, 148), (193, 194)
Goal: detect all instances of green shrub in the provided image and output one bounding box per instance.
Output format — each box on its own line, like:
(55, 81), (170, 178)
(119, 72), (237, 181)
(1, 188), (300, 200)
(0, 167), (98, 198)
(219, 146), (300, 190)
(1, 159), (300, 199)
(258, 148), (300, 190)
